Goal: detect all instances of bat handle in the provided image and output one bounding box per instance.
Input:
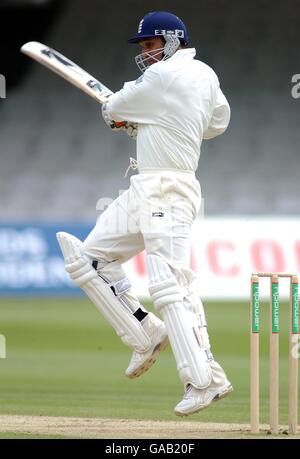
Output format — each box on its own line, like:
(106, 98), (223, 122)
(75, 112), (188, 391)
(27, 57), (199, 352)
(114, 121), (126, 129)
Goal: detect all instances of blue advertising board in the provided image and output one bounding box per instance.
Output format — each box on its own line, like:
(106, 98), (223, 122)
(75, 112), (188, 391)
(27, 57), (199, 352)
(0, 223), (93, 296)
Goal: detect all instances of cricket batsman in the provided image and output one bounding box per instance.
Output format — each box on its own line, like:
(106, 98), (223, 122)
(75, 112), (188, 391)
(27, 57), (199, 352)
(57, 11), (233, 416)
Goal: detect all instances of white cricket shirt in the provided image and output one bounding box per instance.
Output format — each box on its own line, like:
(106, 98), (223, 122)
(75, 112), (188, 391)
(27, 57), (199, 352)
(106, 48), (230, 172)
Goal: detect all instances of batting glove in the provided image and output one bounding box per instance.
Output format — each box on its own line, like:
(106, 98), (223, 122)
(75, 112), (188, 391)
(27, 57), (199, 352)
(101, 103), (126, 131)
(125, 123), (138, 140)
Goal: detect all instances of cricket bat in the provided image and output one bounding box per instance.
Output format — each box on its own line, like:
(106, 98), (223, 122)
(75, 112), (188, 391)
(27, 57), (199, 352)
(20, 41), (113, 104)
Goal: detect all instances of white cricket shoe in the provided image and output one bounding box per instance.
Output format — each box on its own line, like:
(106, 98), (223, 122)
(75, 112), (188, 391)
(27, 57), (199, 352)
(174, 379), (233, 416)
(125, 312), (168, 379)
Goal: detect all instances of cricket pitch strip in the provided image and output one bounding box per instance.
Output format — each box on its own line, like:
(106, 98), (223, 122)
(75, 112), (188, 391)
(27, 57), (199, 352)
(0, 415), (299, 439)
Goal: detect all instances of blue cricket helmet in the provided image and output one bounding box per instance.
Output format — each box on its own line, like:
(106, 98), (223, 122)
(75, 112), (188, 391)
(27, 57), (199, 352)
(128, 11), (189, 46)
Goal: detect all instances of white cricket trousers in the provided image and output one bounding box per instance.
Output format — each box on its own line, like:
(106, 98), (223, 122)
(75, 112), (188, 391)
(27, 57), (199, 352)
(83, 170), (201, 290)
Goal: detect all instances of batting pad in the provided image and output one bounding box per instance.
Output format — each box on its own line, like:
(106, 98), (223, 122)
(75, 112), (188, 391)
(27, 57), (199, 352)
(56, 232), (151, 352)
(147, 253), (212, 389)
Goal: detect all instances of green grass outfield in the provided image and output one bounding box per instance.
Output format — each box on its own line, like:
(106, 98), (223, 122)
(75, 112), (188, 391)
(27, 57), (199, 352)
(0, 298), (297, 437)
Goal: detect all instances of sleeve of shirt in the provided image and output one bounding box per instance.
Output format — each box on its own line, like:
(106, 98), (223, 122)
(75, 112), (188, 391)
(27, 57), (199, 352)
(105, 66), (164, 124)
(203, 88), (231, 139)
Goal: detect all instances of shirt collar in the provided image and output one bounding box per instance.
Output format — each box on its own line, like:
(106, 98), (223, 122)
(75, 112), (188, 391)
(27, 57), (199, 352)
(170, 48), (196, 61)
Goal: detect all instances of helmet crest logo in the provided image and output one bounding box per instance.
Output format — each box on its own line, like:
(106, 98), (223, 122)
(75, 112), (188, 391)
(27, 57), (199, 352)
(138, 19), (144, 33)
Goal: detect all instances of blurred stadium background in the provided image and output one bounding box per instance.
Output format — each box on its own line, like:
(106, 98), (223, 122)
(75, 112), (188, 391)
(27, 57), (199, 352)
(0, 0), (299, 438)
(1, 0), (300, 219)
(1, 0), (300, 297)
